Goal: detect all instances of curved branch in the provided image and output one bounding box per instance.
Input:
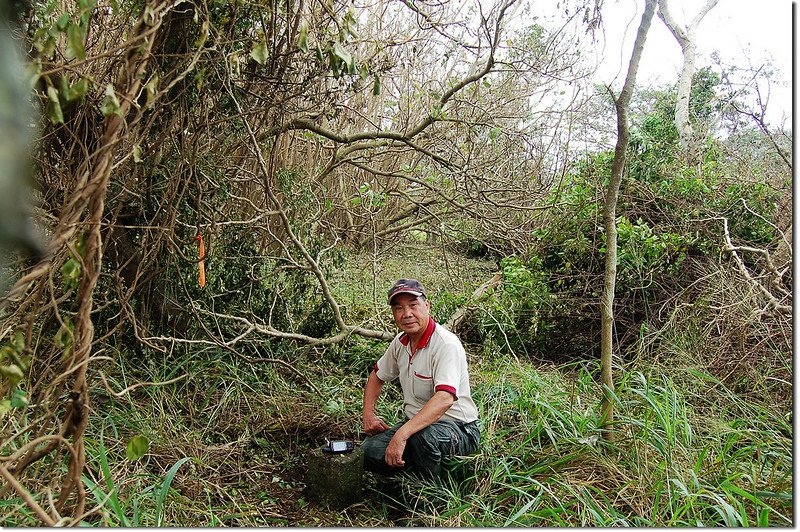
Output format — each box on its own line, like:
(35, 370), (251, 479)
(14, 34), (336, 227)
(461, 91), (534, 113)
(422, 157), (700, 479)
(265, 0), (517, 155)
(0, 464), (56, 526)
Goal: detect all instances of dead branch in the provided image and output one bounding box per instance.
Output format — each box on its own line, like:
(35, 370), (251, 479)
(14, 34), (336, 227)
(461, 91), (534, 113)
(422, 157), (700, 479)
(0, 464), (56, 526)
(445, 272), (503, 331)
(720, 216), (792, 315)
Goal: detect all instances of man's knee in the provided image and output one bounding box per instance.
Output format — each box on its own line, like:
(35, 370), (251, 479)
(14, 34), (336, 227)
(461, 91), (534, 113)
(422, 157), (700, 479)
(361, 434), (381, 452)
(362, 424), (405, 474)
(362, 434), (387, 463)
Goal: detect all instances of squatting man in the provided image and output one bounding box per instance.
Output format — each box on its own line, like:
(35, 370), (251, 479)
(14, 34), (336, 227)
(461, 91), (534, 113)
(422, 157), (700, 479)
(361, 279), (480, 478)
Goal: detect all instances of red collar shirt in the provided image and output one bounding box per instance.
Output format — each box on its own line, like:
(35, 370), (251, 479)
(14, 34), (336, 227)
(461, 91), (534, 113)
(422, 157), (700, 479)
(374, 319), (479, 424)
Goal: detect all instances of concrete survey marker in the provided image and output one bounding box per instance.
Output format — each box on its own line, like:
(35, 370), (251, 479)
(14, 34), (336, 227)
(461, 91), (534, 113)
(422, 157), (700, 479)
(305, 446), (364, 510)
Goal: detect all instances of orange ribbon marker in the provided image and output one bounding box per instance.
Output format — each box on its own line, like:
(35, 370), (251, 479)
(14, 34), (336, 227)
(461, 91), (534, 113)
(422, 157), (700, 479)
(194, 233), (206, 288)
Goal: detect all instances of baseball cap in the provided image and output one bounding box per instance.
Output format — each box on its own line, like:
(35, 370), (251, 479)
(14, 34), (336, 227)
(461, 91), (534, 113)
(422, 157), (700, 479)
(387, 278), (427, 305)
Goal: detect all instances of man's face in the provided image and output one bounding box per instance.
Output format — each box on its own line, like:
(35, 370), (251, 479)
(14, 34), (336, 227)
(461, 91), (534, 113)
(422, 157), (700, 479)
(390, 293), (431, 337)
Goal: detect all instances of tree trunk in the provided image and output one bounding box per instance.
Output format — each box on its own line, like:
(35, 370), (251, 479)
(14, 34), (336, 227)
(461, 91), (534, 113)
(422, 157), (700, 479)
(600, 0), (656, 442)
(657, 0), (720, 156)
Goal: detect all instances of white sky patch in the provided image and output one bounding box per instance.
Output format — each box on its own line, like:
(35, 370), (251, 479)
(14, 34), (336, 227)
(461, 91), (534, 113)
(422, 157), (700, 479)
(592, 0), (793, 125)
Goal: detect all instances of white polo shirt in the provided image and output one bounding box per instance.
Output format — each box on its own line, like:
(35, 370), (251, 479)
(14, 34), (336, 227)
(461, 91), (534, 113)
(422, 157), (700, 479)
(374, 319), (479, 424)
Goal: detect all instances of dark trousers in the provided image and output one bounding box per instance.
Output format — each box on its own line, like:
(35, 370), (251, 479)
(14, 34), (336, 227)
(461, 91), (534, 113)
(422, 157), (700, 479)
(362, 419), (480, 478)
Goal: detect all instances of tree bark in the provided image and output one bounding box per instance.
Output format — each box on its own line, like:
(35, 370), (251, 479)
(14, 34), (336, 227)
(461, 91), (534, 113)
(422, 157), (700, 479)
(657, 0), (720, 154)
(600, 0), (656, 441)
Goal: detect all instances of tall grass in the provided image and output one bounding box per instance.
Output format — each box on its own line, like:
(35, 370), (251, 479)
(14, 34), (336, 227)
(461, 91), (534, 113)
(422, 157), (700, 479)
(424, 357), (792, 527)
(68, 342), (392, 527)
(79, 418), (194, 527)
(20, 328), (782, 527)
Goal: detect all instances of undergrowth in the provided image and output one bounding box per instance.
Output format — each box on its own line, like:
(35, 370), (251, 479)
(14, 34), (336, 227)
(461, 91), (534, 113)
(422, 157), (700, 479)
(4, 339), (789, 527)
(0, 248), (790, 527)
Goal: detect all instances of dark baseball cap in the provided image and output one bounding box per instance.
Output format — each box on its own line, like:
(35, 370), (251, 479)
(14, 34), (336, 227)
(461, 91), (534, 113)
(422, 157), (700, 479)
(387, 278), (427, 305)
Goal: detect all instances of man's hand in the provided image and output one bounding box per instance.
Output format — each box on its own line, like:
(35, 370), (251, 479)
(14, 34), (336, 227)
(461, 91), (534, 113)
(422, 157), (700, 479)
(385, 433), (407, 468)
(381, 391), (454, 468)
(363, 370), (390, 436)
(363, 414), (391, 436)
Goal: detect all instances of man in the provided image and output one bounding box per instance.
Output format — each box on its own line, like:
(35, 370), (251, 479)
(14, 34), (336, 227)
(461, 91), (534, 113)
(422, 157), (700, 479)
(361, 279), (480, 478)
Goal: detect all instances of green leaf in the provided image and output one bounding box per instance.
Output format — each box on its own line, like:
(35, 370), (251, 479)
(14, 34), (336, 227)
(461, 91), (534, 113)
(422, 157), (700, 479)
(0, 364), (24, 387)
(96, 426), (132, 526)
(10, 388), (28, 409)
(323, 399), (343, 414)
(0, 399), (11, 417)
(342, 10), (358, 39)
(145, 73), (159, 108)
(156, 457), (192, 526)
(143, 6), (156, 25)
(74, 233), (88, 258)
(315, 43), (324, 62)
(195, 20), (209, 48)
(503, 497), (537, 526)
(54, 321), (73, 350)
(297, 22), (308, 53)
(70, 77), (89, 101)
(126, 435), (150, 461)
(359, 64), (369, 81)
(56, 14), (70, 31)
(45, 85), (64, 124)
(757, 508), (770, 526)
(60, 75), (88, 103)
(328, 48), (340, 77)
(100, 84), (123, 117)
(11, 331), (24, 353)
(60, 257), (82, 290)
(133, 145), (143, 163)
(35, 31), (57, 59)
(250, 42), (269, 65)
(372, 75), (381, 96)
(332, 42), (354, 73)
(66, 23), (86, 61)
(685, 367), (721, 384)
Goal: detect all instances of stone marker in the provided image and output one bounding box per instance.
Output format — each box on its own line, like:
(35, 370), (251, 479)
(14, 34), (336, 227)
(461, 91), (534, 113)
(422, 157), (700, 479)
(305, 445), (364, 510)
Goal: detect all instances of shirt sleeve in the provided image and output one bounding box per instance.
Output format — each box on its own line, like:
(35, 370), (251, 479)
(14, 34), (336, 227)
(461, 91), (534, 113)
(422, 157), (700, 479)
(374, 337), (401, 383)
(430, 341), (462, 399)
